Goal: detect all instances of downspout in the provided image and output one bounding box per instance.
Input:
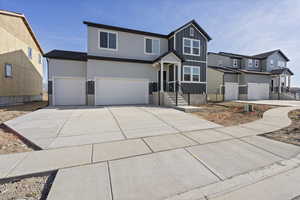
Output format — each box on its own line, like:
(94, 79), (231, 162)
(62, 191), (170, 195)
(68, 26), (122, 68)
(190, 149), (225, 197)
(46, 58), (50, 106)
(222, 73), (225, 102)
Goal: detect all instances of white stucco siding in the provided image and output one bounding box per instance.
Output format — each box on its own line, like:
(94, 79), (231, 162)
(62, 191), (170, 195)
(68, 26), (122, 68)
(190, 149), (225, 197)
(87, 59), (157, 81)
(87, 26), (168, 61)
(48, 59), (86, 79)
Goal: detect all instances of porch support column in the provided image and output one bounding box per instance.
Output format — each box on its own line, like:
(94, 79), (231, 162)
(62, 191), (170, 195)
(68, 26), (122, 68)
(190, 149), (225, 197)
(160, 61), (164, 92)
(177, 62), (182, 84)
(288, 75), (291, 88)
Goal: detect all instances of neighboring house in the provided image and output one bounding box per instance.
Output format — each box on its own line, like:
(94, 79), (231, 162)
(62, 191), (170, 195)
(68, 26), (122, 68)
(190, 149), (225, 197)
(207, 50), (293, 101)
(0, 10), (44, 106)
(45, 20), (211, 106)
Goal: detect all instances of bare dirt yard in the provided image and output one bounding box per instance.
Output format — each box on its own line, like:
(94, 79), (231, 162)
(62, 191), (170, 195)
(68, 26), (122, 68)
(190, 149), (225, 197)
(0, 101), (48, 155)
(194, 102), (277, 126)
(262, 109), (300, 146)
(0, 101), (52, 200)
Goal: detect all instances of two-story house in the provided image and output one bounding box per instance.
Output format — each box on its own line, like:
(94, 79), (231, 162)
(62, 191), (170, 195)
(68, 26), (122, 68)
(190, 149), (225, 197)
(45, 20), (211, 106)
(207, 50), (293, 101)
(0, 10), (44, 106)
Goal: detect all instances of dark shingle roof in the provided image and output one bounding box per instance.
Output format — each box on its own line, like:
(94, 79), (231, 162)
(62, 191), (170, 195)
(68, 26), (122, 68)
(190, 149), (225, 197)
(208, 66), (240, 74)
(271, 68), (294, 75)
(167, 19), (212, 41)
(152, 50), (184, 63)
(84, 19), (212, 41)
(252, 49), (290, 61)
(44, 50), (87, 61)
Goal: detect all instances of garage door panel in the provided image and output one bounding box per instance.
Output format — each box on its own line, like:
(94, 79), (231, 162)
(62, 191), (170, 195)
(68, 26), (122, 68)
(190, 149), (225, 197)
(248, 83), (269, 100)
(225, 82), (238, 101)
(96, 78), (149, 105)
(54, 78), (86, 106)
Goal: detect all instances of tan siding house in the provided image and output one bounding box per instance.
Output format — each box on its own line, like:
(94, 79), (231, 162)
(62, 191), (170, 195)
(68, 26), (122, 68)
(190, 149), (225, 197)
(0, 10), (43, 105)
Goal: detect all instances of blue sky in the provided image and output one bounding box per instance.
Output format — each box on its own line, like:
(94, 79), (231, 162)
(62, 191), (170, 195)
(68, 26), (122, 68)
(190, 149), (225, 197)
(1, 0), (299, 86)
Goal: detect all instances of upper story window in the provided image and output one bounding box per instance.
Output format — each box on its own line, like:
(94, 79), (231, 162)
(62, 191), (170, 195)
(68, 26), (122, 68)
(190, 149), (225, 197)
(38, 54), (42, 64)
(99, 30), (117, 50)
(270, 59), (274, 67)
(183, 66), (201, 82)
(233, 59), (238, 67)
(190, 27), (194, 37)
(248, 59), (253, 67)
(4, 63), (12, 77)
(145, 38), (160, 55)
(183, 38), (200, 56)
(28, 47), (32, 59)
(254, 60), (259, 68)
(278, 60), (285, 68)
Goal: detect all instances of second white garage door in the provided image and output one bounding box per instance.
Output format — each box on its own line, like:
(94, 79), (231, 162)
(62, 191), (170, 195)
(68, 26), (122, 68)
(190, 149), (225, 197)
(224, 82), (239, 101)
(95, 78), (149, 105)
(248, 83), (270, 100)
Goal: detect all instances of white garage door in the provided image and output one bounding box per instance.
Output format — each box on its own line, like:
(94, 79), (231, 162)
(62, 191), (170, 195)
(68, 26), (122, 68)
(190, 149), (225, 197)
(225, 82), (239, 101)
(248, 83), (270, 100)
(53, 77), (86, 106)
(95, 78), (149, 105)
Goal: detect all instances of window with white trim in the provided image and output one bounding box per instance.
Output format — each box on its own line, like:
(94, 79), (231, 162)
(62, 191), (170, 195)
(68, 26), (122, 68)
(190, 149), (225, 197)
(99, 30), (117, 50)
(183, 38), (200, 56)
(145, 38), (160, 54)
(248, 59), (253, 67)
(183, 66), (201, 82)
(254, 60), (259, 68)
(28, 47), (32, 59)
(233, 59), (238, 67)
(270, 59), (274, 67)
(4, 63), (12, 77)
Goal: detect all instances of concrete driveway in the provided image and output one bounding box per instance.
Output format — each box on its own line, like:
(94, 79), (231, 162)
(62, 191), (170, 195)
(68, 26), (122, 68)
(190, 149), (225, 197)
(236, 100), (300, 107)
(5, 106), (221, 149)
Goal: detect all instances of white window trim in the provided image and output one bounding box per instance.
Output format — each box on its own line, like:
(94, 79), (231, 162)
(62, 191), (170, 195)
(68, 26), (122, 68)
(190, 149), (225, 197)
(144, 37), (160, 55)
(4, 63), (12, 77)
(248, 59), (253, 67)
(254, 59), (259, 68)
(98, 29), (118, 51)
(233, 59), (238, 67)
(183, 38), (201, 56)
(183, 66), (201, 83)
(28, 47), (32, 59)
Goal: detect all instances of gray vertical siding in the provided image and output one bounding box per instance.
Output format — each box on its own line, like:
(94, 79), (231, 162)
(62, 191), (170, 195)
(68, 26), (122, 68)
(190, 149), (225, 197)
(174, 24), (207, 62)
(266, 52), (288, 72)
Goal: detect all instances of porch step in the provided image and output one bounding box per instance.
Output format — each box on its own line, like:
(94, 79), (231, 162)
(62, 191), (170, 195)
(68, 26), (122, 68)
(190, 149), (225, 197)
(167, 92), (189, 106)
(172, 106), (203, 113)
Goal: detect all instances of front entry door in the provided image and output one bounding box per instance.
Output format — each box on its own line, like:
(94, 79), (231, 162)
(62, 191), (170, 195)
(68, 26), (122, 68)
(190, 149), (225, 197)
(158, 71), (167, 91)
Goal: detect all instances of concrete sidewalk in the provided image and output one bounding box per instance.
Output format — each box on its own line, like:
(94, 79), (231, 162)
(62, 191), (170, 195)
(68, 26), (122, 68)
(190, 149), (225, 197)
(0, 106), (299, 200)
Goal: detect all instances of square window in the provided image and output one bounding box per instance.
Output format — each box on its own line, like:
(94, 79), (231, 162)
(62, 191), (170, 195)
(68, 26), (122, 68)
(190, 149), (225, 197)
(99, 31), (117, 50)
(4, 64), (12, 77)
(145, 38), (160, 54)
(183, 38), (200, 56)
(184, 66), (200, 82)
